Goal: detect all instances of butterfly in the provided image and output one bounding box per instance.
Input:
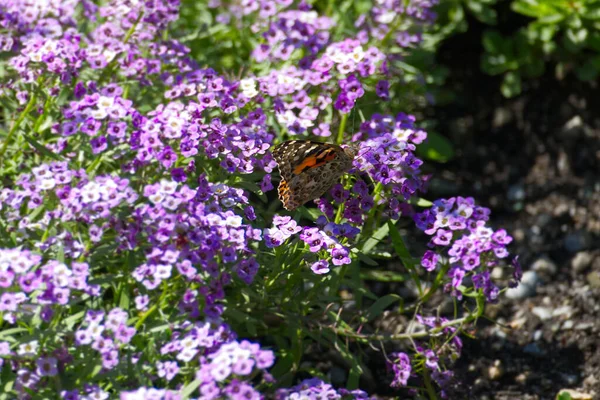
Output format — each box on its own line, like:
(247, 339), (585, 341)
(272, 140), (357, 211)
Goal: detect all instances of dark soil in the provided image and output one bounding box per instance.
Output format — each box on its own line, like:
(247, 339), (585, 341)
(425, 11), (600, 400)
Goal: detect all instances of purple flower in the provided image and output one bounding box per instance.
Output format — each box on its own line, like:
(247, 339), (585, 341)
(433, 229), (452, 246)
(264, 228), (284, 248)
(331, 247), (351, 266)
(157, 361), (179, 381)
(279, 220), (302, 238)
(333, 92), (353, 114)
(421, 250), (439, 272)
(330, 184), (349, 203)
(232, 358), (255, 375)
(36, 356), (58, 377)
(260, 174), (274, 192)
(389, 352), (411, 387)
(376, 80), (390, 99)
(311, 260), (330, 274)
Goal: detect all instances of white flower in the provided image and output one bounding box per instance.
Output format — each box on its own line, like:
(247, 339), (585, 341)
(81, 182), (101, 203)
(39, 178), (56, 190)
(225, 215), (242, 227)
(240, 78), (258, 98)
(159, 180), (178, 195)
(97, 96), (115, 110)
(17, 340), (39, 357)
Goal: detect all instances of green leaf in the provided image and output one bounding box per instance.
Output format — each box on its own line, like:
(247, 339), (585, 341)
(581, 4), (600, 20)
(356, 251), (379, 266)
(500, 71), (522, 98)
(556, 391), (573, 400)
(180, 378), (202, 399)
(511, 0), (543, 17)
(360, 269), (407, 282)
(567, 28), (588, 45)
(361, 223), (389, 254)
(85, 153), (104, 176)
(482, 30), (504, 54)
(466, 0), (497, 25)
(299, 206), (321, 221)
(416, 131), (454, 162)
(538, 13), (565, 24)
(321, 328), (364, 389)
(586, 31), (600, 51)
(575, 55), (600, 81)
(62, 311), (86, 330)
(387, 221), (417, 270)
(409, 197), (433, 207)
(364, 294), (402, 322)
(0, 327), (28, 339)
(535, 23), (558, 42)
(22, 134), (62, 161)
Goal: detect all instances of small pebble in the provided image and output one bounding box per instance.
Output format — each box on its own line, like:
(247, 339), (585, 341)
(523, 343), (545, 356)
(507, 184), (525, 201)
(571, 251), (594, 273)
(491, 266), (505, 280)
(486, 360), (504, 381)
(564, 231), (591, 253)
(560, 373), (579, 386)
(586, 271), (600, 288)
(515, 372), (529, 385)
(563, 320), (574, 330)
(552, 305), (573, 318)
(532, 256), (558, 276)
(575, 322), (594, 331)
(532, 306), (552, 321)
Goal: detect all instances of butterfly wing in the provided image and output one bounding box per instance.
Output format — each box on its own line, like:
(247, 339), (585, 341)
(273, 140), (354, 210)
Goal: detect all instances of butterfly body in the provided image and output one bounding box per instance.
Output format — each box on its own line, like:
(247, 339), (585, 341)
(272, 140), (356, 210)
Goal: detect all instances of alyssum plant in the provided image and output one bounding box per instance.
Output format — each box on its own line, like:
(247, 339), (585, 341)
(0, 1), (520, 399)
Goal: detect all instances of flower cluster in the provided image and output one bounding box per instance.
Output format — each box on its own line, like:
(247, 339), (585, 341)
(275, 377), (372, 400)
(253, 38), (387, 135)
(0, 0), (78, 42)
(415, 197), (518, 301)
(355, 0), (439, 46)
(265, 215), (357, 274)
(389, 352), (412, 388)
(253, 9), (334, 63)
(120, 387), (181, 400)
(388, 315), (461, 396)
(73, 308), (136, 370)
(0, 163), (138, 256)
(157, 321), (274, 398)
(0, 249), (97, 324)
(346, 113), (428, 219)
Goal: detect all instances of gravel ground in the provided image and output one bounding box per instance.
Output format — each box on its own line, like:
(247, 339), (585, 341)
(427, 14), (600, 399)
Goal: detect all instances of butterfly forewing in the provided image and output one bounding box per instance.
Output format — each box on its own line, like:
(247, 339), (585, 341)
(272, 140), (355, 210)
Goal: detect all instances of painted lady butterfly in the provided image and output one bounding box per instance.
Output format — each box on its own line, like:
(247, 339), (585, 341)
(272, 140), (357, 211)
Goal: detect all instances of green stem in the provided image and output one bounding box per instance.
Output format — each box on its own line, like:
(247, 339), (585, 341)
(359, 182), (383, 244)
(135, 303), (157, 330)
(0, 87), (39, 169)
(336, 112), (348, 145)
(329, 315), (470, 341)
(423, 368), (439, 400)
(406, 262), (451, 312)
(98, 12), (144, 85)
(380, 14), (405, 48)
(334, 202), (345, 224)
